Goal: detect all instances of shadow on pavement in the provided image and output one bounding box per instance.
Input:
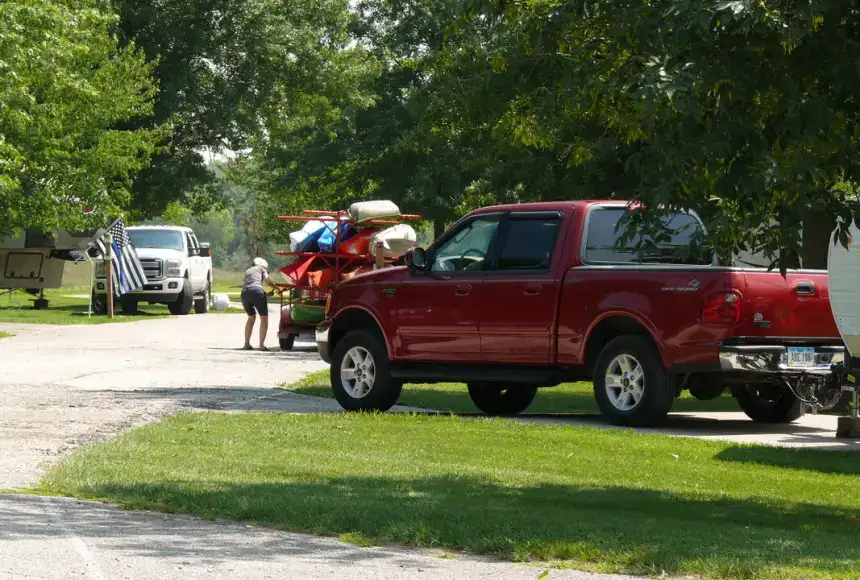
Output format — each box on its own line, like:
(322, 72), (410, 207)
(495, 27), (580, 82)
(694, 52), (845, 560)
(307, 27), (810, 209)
(0, 495), (426, 569)
(207, 345), (319, 354)
(87, 386), (342, 413)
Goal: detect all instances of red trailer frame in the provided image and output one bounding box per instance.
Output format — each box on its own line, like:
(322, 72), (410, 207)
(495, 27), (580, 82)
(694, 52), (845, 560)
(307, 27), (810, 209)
(273, 209), (421, 351)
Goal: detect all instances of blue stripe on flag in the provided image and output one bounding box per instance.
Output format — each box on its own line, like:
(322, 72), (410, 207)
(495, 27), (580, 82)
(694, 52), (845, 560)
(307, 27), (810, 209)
(111, 240), (129, 294)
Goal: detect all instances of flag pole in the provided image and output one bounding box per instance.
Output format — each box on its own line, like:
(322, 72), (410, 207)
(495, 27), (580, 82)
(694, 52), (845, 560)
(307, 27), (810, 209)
(105, 232), (114, 319)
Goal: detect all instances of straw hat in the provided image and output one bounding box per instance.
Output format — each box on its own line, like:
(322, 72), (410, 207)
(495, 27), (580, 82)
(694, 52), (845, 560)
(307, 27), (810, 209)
(253, 257), (268, 269)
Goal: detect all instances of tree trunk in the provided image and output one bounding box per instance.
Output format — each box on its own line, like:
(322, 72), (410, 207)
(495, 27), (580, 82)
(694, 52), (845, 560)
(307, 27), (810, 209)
(801, 210), (836, 270)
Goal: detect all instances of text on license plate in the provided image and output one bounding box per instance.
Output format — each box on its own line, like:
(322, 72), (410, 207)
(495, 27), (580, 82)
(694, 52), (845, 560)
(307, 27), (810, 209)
(787, 347), (816, 368)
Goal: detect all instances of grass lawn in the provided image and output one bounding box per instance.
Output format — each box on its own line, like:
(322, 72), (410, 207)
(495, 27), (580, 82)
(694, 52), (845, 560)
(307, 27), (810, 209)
(36, 411), (860, 579)
(0, 264), (245, 324)
(284, 370), (743, 415)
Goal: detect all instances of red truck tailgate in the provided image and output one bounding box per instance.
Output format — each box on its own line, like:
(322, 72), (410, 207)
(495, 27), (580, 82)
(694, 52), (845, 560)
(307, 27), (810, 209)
(735, 271), (839, 338)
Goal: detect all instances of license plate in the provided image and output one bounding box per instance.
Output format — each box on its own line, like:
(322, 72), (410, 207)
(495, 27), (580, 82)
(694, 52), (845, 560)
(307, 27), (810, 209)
(787, 346), (816, 368)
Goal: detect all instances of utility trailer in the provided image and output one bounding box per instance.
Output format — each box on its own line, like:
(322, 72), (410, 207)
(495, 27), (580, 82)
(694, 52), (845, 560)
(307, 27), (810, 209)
(273, 207), (421, 351)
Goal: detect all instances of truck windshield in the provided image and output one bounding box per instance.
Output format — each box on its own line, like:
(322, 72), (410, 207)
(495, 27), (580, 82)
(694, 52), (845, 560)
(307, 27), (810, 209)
(128, 230), (184, 251)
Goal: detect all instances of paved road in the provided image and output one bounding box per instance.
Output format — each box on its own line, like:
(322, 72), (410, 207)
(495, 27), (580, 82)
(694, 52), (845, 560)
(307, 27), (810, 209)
(0, 495), (635, 580)
(0, 314), (638, 580)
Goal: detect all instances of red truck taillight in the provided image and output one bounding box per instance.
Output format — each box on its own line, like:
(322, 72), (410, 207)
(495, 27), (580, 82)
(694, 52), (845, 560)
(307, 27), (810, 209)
(701, 291), (742, 325)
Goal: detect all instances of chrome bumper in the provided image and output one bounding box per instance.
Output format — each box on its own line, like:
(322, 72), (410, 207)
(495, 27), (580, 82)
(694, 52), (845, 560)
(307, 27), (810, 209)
(315, 321), (331, 364)
(719, 345), (845, 375)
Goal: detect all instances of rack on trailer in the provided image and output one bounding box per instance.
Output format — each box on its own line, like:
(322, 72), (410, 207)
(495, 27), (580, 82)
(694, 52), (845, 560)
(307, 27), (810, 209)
(272, 206), (421, 351)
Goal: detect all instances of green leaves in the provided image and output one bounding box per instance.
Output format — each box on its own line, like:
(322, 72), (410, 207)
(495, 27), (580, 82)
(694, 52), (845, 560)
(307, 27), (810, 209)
(0, 0), (163, 237)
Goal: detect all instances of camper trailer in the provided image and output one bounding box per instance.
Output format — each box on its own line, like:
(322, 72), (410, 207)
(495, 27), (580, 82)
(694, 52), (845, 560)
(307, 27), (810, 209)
(0, 227), (105, 307)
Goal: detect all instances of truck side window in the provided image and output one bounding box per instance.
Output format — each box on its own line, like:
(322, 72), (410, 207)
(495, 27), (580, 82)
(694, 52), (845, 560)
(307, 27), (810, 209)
(430, 217), (500, 273)
(494, 218), (561, 271)
(584, 208), (711, 265)
(185, 233), (197, 255)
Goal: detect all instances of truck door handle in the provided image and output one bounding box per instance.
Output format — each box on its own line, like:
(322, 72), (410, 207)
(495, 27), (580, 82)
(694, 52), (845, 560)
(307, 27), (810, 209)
(795, 281), (815, 295)
(454, 285), (471, 296)
(524, 284), (542, 296)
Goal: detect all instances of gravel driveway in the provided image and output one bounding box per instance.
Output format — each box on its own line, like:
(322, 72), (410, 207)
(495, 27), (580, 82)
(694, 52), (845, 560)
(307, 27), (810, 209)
(0, 313), (331, 490)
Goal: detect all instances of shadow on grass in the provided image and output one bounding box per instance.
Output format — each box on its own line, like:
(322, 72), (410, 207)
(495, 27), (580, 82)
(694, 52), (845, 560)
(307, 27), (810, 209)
(716, 445), (860, 476)
(0, 301), (169, 323)
(32, 476), (860, 577)
(290, 379), (742, 415)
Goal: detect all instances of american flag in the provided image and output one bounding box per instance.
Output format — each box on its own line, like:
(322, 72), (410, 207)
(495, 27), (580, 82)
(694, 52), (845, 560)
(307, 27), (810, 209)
(94, 217), (148, 297)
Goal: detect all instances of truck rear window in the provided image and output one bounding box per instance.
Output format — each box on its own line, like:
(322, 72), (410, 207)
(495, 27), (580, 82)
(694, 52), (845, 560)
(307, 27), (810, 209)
(584, 208), (711, 265)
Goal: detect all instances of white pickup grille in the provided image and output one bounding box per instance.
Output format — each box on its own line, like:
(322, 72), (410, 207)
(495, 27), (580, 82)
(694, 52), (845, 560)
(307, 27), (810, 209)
(140, 258), (163, 281)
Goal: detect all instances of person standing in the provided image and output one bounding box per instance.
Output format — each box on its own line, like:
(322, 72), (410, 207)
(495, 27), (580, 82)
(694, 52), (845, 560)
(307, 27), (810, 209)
(241, 257), (275, 350)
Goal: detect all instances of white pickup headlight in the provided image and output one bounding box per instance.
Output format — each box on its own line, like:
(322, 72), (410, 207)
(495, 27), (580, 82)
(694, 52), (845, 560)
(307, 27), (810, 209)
(166, 258), (182, 277)
(95, 260), (106, 277)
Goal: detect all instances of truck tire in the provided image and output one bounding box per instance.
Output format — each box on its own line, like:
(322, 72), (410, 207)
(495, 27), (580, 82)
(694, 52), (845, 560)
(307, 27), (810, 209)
(467, 383), (537, 416)
(330, 329), (402, 412)
(168, 280), (194, 316)
(194, 283), (210, 314)
(119, 297), (138, 315)
(593, 335), (675, 427)
(92, 292), (108, 315)
(279, 334), (296, 351)
(730, 385), (807, 423)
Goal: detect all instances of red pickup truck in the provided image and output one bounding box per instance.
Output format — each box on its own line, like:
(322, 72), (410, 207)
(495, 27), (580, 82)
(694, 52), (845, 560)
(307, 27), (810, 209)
(315, 200), (848, 427)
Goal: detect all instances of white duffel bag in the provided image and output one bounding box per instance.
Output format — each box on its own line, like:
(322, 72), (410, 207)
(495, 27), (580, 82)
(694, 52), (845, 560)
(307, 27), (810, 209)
(369, 224), (418, 258)
(348, 200), (400, 223)
(213, 293), (231, 311)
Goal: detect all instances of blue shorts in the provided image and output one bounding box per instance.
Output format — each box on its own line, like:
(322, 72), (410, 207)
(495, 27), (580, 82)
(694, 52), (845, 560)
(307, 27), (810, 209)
(241, 287), (268, 316)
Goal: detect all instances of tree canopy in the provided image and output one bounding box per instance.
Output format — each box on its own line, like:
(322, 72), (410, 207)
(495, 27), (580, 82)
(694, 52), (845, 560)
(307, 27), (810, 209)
(0, 0), (163, 237)
(7, 0), (860, 270)
(238, 0), (860, 270)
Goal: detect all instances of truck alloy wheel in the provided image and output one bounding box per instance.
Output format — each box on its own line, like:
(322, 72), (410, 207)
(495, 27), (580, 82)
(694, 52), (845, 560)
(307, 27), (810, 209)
(341, 346), (376, 399)
(604, 354), (645, 411)
(330, 329), (402, 411)
(593, 335), (675, 427)
(467, 383), (537, 416)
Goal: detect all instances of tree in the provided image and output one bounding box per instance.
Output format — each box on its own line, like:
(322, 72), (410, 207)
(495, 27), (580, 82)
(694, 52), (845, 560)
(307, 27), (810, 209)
(453, 0), (860, 270)
(0, 0), (163, 238)
(249, 0), (492, 238)
(112, 0), (369, 221)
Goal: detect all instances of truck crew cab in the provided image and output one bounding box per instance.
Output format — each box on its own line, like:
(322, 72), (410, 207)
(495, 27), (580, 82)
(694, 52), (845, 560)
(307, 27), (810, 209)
(316, 201), (848, 427)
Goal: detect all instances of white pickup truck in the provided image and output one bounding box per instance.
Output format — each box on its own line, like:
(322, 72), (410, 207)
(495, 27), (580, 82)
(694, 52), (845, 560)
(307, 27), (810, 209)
(93, 225), (213, 315)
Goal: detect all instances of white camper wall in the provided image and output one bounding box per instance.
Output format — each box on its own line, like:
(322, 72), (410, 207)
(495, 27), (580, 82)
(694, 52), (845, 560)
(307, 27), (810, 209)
(828, 232), (860, 357)
(0, 250), (65, 290)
